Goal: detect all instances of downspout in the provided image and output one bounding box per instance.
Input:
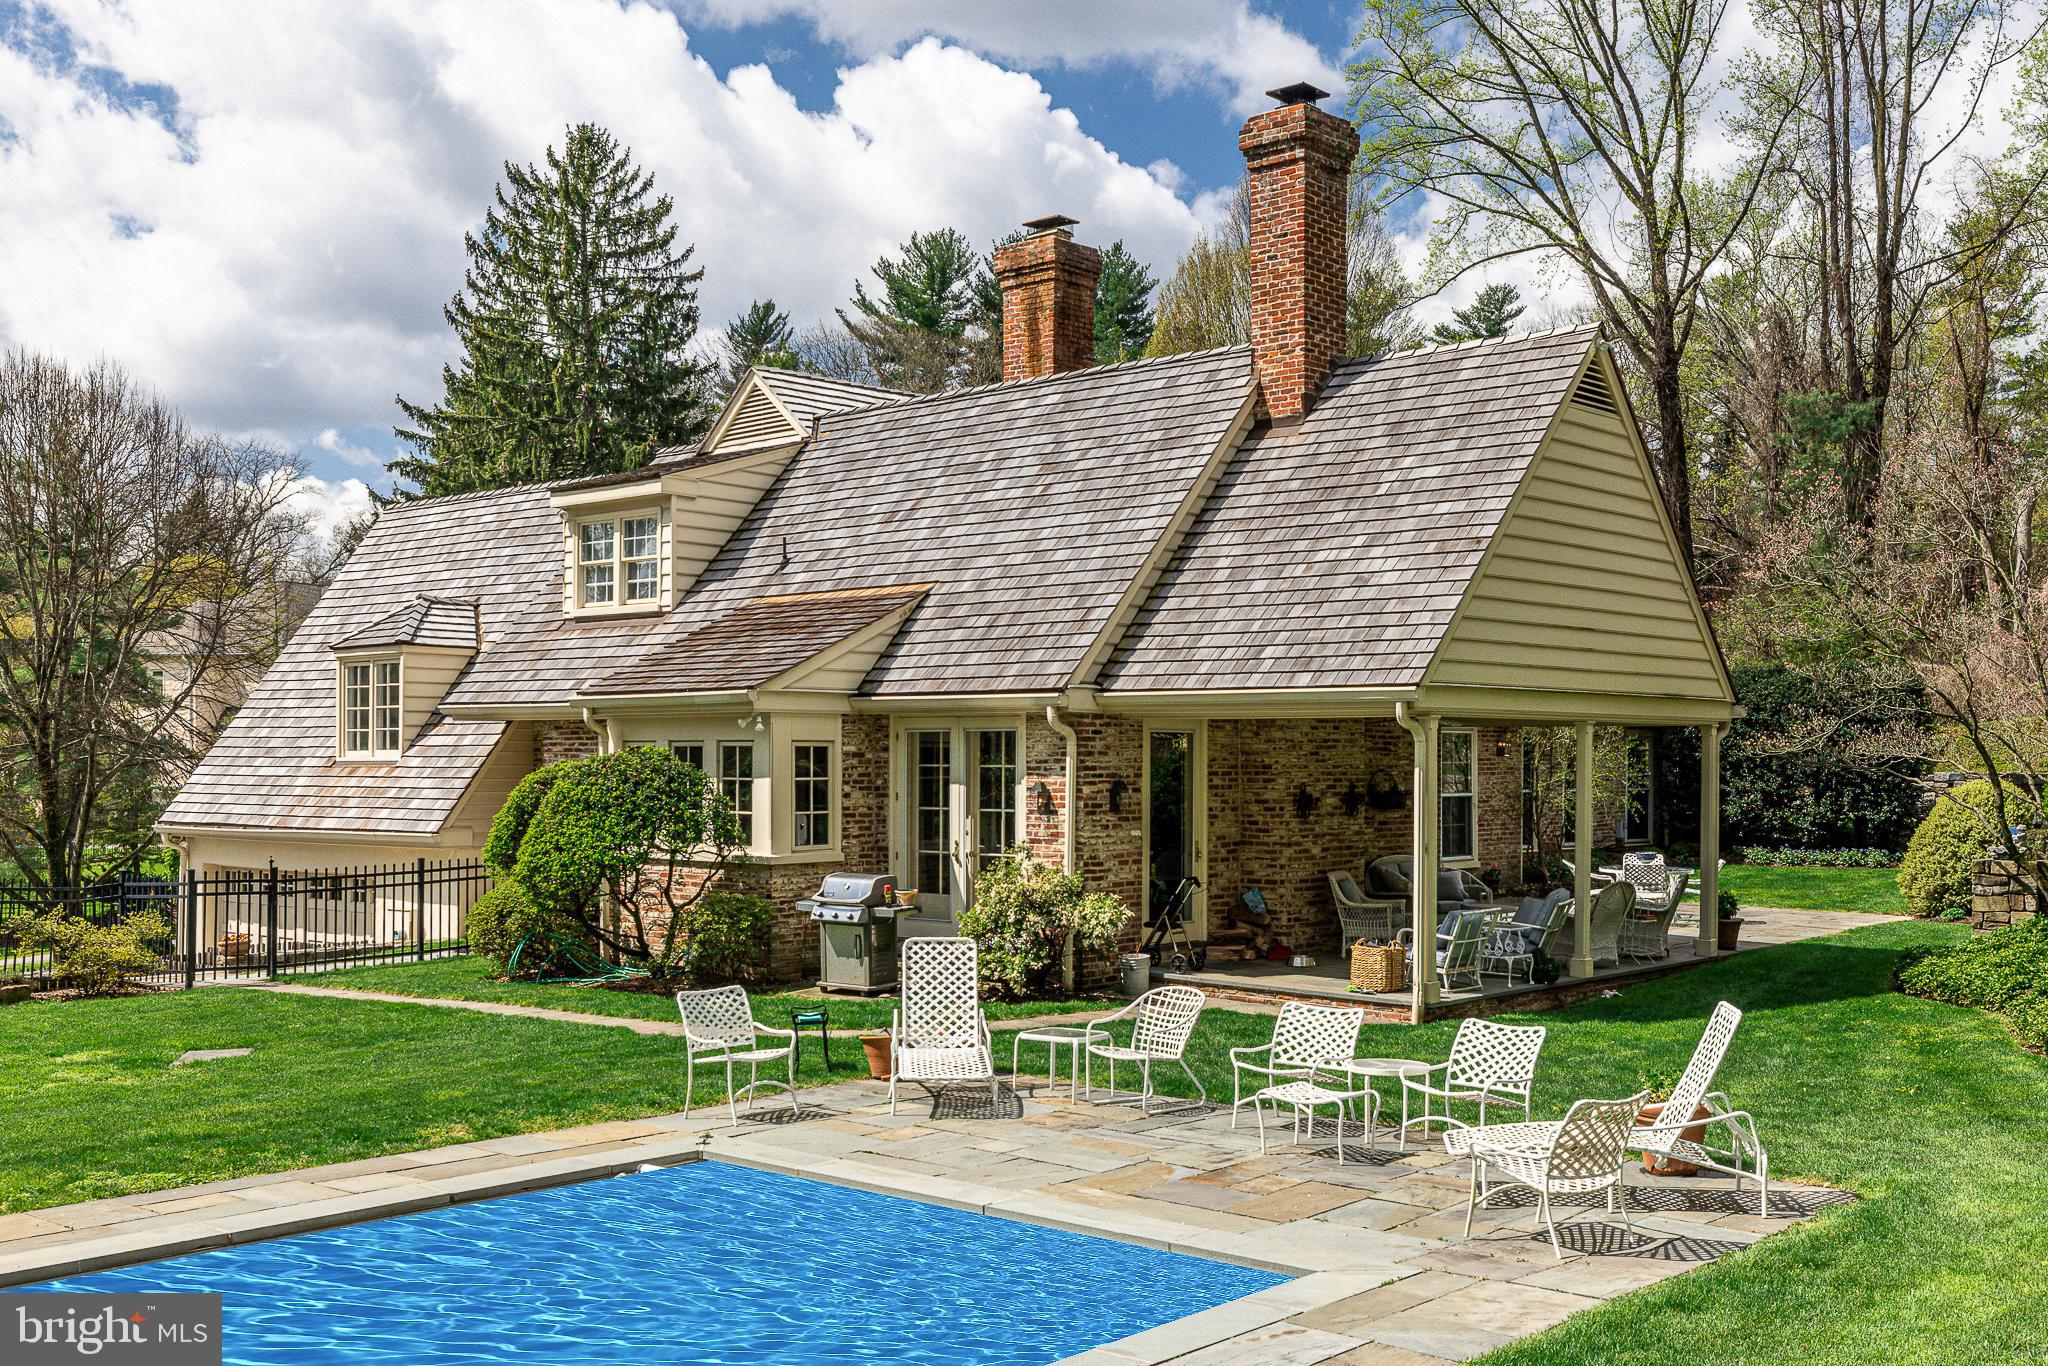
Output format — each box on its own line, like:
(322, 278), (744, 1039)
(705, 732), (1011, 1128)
(579, 706), (616, 755)
(1394, 702), (1434, 1027)
(1045, 704), (1080, 994)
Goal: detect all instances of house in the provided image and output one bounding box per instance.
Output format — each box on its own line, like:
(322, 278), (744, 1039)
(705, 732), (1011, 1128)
(143, 583), (324, 777)
(158, 86), (1735, 1014)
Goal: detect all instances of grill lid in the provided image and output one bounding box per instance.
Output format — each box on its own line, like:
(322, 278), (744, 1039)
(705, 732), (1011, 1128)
(814, 872), (895, 907)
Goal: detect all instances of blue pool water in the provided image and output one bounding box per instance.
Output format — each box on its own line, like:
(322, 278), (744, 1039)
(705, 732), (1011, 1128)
(26, 1162), (1283, 1364)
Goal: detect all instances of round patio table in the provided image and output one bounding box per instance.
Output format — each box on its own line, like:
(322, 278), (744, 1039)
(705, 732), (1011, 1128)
(1010, 1024), (1109, 1100)
(1326, 1057), (1432, 1147)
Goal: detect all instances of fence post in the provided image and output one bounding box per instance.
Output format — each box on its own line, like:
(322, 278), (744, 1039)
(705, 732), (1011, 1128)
(183, 870), (198, 989)
(265, 863), (280, 979)
(415, 858), (428, 961)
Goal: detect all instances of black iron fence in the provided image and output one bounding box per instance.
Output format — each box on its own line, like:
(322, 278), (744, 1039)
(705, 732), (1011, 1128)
(0, 859), (490, 986)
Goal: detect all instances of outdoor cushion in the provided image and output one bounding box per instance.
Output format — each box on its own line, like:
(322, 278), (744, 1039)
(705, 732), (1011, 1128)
(1367, 856), (1412, 897)
(1439, 869), (1479, 907)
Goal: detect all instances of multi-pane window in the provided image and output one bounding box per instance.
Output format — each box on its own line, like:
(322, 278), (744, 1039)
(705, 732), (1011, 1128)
(1440, 729), (1477, 862)
(793, 744), (832, 848)
(971, 729), (1018, 873)
(913, 731), (951, 895)
(668, 741), (706, 771)
(718, 741), (754, 844)
(577, 514), (660, 607)
(341, 659), (401, 758)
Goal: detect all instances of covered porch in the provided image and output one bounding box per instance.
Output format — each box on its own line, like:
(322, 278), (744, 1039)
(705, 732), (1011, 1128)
(1117, 688), (1735, 1024)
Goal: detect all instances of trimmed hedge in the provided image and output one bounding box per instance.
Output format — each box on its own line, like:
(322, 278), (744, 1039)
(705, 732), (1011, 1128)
(1894, 922), (2048, 1053)
(1739, 847), (1900, 868)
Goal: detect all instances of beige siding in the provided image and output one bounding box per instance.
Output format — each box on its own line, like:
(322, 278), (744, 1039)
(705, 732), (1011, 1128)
(1428, 365), (1728, 701)
(706, 379), (800, 454)
(400, 648), (474, 746)
(445, 722), (534, 841)
(671, 452), (796, 588)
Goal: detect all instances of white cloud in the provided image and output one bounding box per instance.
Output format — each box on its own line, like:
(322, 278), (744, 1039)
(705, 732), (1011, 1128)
(0, 1), (1206, 454)
(312, 429), (388, 470)
(675, 0), (1345, 115)
(261, 469), (375, 549)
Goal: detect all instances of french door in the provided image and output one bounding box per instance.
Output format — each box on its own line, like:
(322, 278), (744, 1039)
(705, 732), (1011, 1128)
(901, 725), (1021, 928)
(1146, 724), (1207, 939)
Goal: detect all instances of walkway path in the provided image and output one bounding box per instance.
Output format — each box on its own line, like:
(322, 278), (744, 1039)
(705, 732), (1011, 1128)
(251, 982), (1131, 1038)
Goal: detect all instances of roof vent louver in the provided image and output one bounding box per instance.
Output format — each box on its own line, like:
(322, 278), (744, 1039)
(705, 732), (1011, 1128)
(1570, 365), (1621, 416)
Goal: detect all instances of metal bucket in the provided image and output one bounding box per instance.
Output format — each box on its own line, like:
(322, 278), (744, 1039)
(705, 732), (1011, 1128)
(1118, 952), (1151, 999)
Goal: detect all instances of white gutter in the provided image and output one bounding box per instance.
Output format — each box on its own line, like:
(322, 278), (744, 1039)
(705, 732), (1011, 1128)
(1045, 703), (1081, 993)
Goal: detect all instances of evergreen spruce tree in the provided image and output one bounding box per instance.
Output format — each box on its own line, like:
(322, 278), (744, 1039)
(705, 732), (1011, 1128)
(391, 124), (710, 497)
(1430, 282), (1527, 344)
(1093, 241), (1157, 363)
(839, 228), (984, 393)
(720, 299), (798, 395)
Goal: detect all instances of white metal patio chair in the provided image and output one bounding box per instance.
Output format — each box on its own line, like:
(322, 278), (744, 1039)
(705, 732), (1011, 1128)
(1086, 984), (1208, 1114)
(1402, 1016), (1547, 1138)
(1229, 1000), (1367, 1128)
(1446, 1090), (1650, 1258)
(1631, 1001), (1772, 1214)
(1396, 906), (1485, 991)
(1328, 870), (1400, 950)
(890, 937), (996, 1114)
(676, 984), (798, 1128)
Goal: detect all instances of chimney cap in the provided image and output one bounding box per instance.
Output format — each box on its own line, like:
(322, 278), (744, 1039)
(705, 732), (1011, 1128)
(1264, 81), (1331, 105)
(1021, 213), (1080, 233)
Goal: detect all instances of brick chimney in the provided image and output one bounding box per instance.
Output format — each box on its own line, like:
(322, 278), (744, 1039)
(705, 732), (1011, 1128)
(1240, 83), (1359, 421)
(994, 214), (1102, 381)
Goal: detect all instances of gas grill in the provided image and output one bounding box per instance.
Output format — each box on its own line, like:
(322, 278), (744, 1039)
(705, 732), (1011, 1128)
(802, 873), (899, 995)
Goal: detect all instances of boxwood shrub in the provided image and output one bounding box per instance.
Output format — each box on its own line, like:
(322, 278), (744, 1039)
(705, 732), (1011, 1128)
(1898, 780), (2041, 919)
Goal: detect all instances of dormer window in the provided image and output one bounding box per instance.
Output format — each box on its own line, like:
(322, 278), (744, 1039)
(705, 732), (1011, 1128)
(340, 657), (401, 759)
(578, 514), (660, 608)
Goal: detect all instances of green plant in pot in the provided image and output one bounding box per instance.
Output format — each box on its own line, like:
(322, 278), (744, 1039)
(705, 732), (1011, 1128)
(1716, 889), (1743, 951)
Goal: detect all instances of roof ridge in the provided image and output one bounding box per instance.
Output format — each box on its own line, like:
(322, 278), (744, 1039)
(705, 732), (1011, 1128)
(828, 344), (1256, 419)
(1335, 322), (1600, 369)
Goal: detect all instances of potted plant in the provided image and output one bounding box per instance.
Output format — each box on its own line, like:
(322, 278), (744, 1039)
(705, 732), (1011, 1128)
(1716, 890), (1744, 951)
(859, 1030), (893, 1080)
(1635, 1073), (1708, 1175)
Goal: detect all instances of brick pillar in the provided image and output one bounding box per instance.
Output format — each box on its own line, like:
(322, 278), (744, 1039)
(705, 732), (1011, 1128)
(1239, 83), (1359, 420)
(994, 215), (1102, 381)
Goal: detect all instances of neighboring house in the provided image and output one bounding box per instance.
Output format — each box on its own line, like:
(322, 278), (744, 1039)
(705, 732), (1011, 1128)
(144, 583), (324, 775)
(159, 87), (1735, 1002)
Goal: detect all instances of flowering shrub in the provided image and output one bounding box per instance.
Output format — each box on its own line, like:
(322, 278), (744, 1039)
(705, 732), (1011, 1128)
(957, 851), (1130, 999)
(25, 909), (171, 994)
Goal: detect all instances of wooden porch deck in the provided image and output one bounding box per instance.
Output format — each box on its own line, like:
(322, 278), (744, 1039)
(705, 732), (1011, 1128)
(1160, 906), (1902, 1020)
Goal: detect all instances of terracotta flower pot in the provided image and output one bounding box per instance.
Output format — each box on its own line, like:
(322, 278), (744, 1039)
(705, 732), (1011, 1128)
(859, 1032), (894, 1081)
(1637, 1101), (1709, 1175)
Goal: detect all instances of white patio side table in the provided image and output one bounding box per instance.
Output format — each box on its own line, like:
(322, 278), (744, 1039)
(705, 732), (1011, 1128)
(1331, 1058), (1431, 1147)
(1009, 1024), (1109, 1099)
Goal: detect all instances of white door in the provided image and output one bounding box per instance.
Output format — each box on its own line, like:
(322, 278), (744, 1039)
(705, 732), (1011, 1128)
(900, 724), (1023, 935)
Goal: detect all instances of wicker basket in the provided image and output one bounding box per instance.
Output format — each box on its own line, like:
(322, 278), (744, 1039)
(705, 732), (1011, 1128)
(1350, 940), (1406, 993)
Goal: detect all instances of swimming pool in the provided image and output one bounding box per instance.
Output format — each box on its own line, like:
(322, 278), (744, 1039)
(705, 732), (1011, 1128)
(25, 1161), (1285, 1364)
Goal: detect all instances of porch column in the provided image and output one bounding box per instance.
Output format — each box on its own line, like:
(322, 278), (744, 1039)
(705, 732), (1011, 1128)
(1569, 720), (1595, 978)
(1696, 722), (1725, 957)
(1411, 712), (1441, 1016)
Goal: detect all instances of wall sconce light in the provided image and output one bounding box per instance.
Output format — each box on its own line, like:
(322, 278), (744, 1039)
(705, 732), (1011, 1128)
(1030, 781), (1055, 819)
(1339, 781), (1364, 818)
(1494, 734), (1512, 759)
(1107, 777), (1129, 814)
(1293, 783), (1319, 819)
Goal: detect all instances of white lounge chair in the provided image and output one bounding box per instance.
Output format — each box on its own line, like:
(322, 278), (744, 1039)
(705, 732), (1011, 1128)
(676, 984), (798, 1128)
(1328, 870), (1400, 950)
(1402, 1016), (1547, 1137)
(1632, 1001), (1772, 1214)
(1086, 984), (1208, 1114)
(1446, 1090), (1650, 1258)
(1228, 1000), (1367, 1129)
(890, 937), (996, 1114)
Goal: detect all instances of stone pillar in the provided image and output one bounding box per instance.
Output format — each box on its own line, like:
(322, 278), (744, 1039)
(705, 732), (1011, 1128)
(1697, 722), (1724, 957)
(1570, 721), (1595, 978)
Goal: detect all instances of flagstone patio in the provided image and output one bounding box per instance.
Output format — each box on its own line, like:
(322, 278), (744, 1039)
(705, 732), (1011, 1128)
(0, 1073), (1848, 1364)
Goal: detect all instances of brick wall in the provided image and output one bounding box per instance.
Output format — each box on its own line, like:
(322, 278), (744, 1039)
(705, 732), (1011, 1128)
(535, 720), (600, 766)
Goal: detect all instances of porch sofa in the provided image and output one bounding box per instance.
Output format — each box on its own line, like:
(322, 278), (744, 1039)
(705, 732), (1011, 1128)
(1366, 855), (1493, 911)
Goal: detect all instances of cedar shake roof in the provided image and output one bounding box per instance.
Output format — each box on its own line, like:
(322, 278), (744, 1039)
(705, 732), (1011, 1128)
(1100, 326), (1599, 691)
(330, 595), (479, 652)
(443, 344), (1258, 706)
(751, 369), (907, 426)
(583, 585), (929, 697)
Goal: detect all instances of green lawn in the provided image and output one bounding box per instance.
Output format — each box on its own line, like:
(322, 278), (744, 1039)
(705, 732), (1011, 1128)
(4, 920), (2042, 1359)
(297, 954), (1112, 1032)
(1689, 862), (1906, 915)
